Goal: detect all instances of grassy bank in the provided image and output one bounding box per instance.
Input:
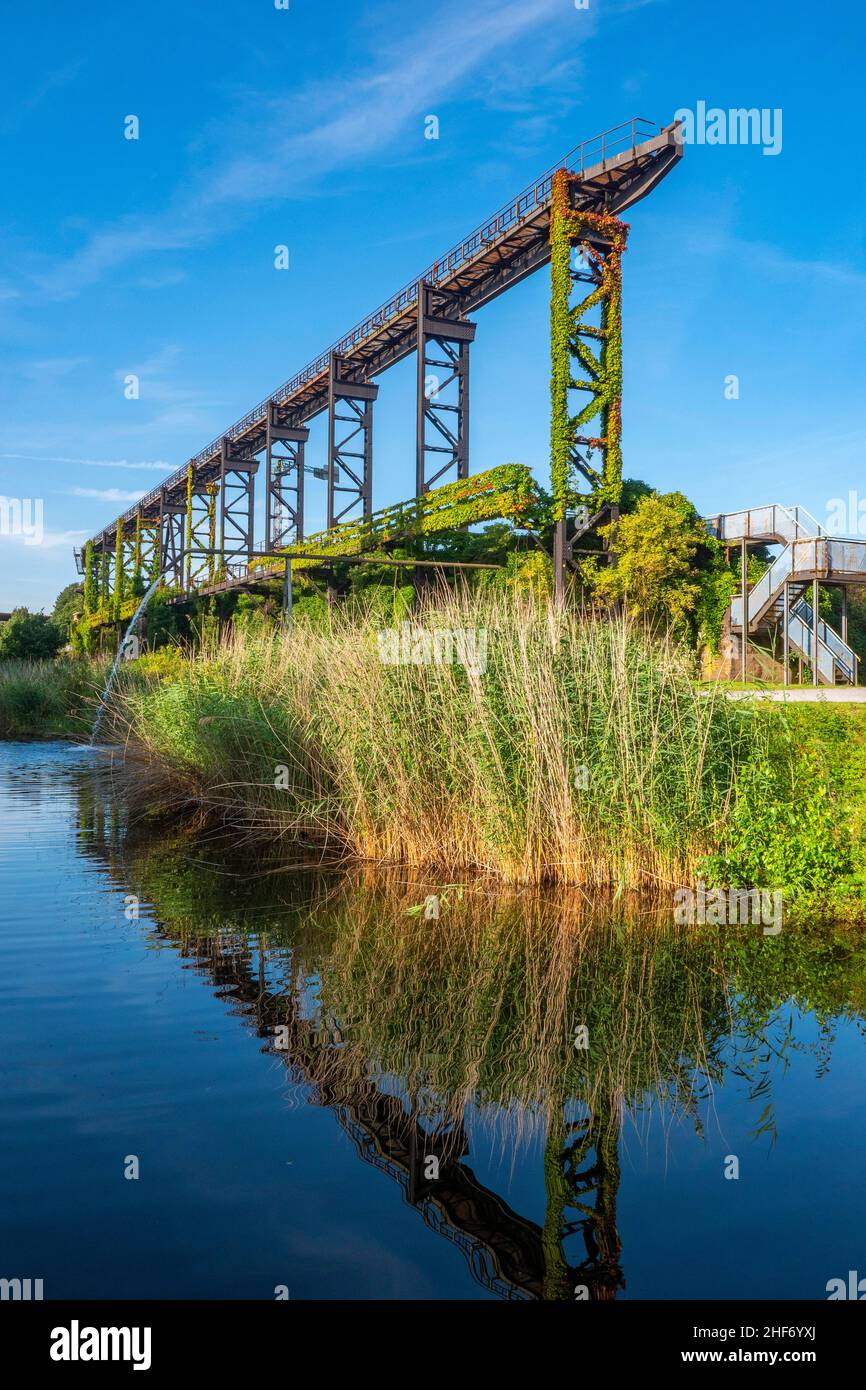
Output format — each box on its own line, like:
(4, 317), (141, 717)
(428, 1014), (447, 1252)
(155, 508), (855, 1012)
(0, 658), (107, 739)
(99, 590), (792, 890)
(7, 593), (864, 904)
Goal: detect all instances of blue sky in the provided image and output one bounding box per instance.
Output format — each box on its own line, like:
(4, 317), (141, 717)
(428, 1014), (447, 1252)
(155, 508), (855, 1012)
(1, 0), (864, 610)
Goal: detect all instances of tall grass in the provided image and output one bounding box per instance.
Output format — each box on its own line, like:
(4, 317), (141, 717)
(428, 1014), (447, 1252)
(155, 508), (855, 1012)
(110, 590), (763, 887)
(0, 658), (107, 739)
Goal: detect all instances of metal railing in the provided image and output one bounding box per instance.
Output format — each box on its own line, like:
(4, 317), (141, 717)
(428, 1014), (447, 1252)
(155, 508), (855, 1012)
(790, 594), (858, 683)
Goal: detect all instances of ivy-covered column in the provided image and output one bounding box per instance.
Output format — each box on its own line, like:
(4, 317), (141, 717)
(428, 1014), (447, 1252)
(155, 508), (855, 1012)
(83, 541), (96, 616)
(113, 525), (124, 620)
(207, 482), (217, 585)
(549, 169), (628, 600)
(550, 172), (573, 602)
(133, 512), (143, 593)
(100, 550), (109, 616)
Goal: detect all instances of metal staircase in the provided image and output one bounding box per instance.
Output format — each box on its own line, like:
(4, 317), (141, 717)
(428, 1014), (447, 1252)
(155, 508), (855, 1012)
(706, 504), (864, 686)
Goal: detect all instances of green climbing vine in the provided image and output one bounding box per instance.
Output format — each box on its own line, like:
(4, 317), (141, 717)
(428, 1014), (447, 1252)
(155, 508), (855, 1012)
(113, 526), (124, 620)
(549, 169), (627, 512)
(246, 463), (538, 579)
(83, 541), (96, 615)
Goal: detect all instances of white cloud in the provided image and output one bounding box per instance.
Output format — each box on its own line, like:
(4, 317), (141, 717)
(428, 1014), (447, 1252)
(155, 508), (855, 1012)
(68, 486), (146, 503)
(0, 527), (88, 550)
(0, 453), (171, 471)
(28, 0), (571, 299)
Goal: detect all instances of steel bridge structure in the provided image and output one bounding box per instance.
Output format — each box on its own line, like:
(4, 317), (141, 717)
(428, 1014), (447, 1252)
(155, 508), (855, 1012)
(75, 117), (683, 626)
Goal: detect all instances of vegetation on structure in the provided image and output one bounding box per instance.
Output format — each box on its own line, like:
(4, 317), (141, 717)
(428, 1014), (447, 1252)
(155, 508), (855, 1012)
(549, 169), (626, 515)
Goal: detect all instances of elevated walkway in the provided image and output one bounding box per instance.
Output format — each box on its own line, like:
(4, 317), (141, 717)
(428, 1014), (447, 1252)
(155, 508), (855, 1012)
(706, 505), (866, 686)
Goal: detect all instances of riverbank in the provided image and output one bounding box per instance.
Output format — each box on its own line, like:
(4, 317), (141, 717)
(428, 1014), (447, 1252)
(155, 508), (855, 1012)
(4, 594), (866, 911)
(0, 657), (107, 740)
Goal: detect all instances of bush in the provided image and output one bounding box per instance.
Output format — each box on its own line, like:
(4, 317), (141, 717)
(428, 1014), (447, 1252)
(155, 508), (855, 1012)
(0, 609), (64, 661)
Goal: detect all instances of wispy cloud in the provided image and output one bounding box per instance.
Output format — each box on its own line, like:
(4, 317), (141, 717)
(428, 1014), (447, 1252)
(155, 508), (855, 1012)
(20, 355), (90, 382)
(29, 0), (571, 300)
(0, 60), (83, 136)
(0, 453), (171, 471)
(68, 486), (146, 503)
(0, 527), (88, 550)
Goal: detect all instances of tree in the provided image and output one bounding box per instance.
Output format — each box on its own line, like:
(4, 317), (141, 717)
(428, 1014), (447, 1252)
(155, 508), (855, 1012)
(588, 491), (735, 650)
(0, 608), (64, 661)
(52, 582), (84, 639)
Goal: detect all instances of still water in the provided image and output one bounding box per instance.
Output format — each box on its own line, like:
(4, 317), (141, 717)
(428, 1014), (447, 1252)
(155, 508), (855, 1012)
(1, 739), (864, 1300)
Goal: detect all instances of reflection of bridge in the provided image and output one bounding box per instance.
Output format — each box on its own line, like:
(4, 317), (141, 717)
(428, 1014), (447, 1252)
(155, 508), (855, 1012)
(76, 117), (682, 624)
(77, 803), (624, 1298)
(184, 928), (627, 1299)
(169, 925), (548, 1299)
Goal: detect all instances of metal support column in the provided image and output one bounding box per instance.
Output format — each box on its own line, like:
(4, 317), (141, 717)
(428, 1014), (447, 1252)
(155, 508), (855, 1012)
(416, 281), (476, 496)
(159, 486), (185, 588)
(812, 576), (819, 687)
(219, 437), (258, 576)
(266, 402), (309, 549)
(783, 581), (789, 687)
(327, 353), (378, 529)
(281, 560), (293, 636)
(741, 538), (748, 681)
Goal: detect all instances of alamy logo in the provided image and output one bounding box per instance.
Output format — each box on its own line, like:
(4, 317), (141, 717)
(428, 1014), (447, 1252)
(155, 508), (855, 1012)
(826, 1270), (866, 1300)
(50, 1321), (152, 1371)
(0, 1276), (43, 1300)
(674, 883), (782, 935)
(827, 492), (866, 536)
(0, 496), (44, 546)
(674, 102), (782, 156)
(376, 623), (487, 675)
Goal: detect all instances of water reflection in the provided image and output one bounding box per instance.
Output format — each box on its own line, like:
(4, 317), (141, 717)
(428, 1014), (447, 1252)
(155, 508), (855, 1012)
(71, 765), (866, 1300)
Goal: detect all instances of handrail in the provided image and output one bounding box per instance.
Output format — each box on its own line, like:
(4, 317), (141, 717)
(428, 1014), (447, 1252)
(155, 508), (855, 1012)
(706, 503), (822, 542)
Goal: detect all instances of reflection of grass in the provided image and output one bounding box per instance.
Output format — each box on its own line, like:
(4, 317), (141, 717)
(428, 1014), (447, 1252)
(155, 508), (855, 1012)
(108, 592), (761, 889)
(0, 658), (107, 739)
(86, 797), (866, 1150)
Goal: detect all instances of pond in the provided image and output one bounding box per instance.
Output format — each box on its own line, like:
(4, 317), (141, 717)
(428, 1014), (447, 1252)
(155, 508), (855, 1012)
(1, 739), (864, 1300)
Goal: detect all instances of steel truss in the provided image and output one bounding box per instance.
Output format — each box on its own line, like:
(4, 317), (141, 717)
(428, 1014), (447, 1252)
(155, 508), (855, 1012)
(136, 516), (161, 587)
(186, 483), (218, 588)
(219, 436), (258, 576)
(160, 486), (186, 588)
(266, 401), (309, 548)
(416, 281), (476, 495)
(327, 353), (378, 528)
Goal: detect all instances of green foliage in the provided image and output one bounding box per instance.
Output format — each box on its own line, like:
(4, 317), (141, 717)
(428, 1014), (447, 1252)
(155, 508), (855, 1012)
(590, 491), (736, 650)
(52, 582), (84, 638)
(703, 752), (850, 892)
(502, 549), (553, 596)
(549, 173), (626, 512)
(83, 541), (96, 615)
(0, 658), (107, 737)
(0, 608), (64, 661)
(549, 190), (573, 520)
(251, 465), (538, 577)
